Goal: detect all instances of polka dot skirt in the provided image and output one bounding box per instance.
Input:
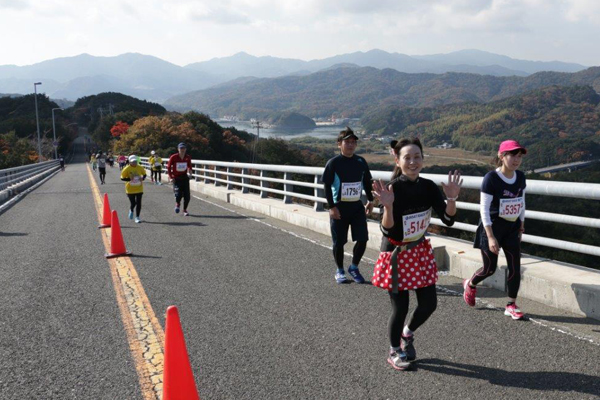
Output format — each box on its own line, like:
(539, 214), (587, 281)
(371, 239), (438, 291)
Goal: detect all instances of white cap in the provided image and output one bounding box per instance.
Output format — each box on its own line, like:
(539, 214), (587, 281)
(151, 150), (156, 155)
(129, 155), (137, 163)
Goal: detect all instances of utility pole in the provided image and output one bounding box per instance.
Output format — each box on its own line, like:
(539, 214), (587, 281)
(51, 107), (63, 159)
(251, 119), (264, 164)
(34, 82), (42, 162)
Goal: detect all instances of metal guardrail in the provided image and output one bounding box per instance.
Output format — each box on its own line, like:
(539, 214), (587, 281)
(140, 158), (600, 258)
(0, 161), (61, 204)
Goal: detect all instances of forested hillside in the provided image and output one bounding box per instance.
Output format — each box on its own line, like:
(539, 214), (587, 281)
(362, 85), (600, 169)
(0, 94), (77, 168)
(68, 92), (167, 148)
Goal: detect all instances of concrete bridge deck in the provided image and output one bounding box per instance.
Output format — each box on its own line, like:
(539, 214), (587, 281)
(1, 149), (599, 399)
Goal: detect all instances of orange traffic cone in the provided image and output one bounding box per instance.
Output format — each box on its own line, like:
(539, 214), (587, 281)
(104, 210), (132, 258)
(163, 306), (200, 400)
(98, 193), (112, 228)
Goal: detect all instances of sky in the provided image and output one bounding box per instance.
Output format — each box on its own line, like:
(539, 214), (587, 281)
(1, 0), (599, 67)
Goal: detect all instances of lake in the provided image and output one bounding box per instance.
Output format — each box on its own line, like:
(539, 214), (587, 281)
(215, 120), (343, 140)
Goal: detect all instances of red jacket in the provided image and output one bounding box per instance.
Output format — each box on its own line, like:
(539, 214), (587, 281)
(167, 153), (192, 179)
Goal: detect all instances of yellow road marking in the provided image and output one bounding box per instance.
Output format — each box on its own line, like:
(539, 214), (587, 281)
(86, 164), (165, 400)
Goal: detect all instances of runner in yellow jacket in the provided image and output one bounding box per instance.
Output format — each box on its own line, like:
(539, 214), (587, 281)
(120, 155), (147, 223)
(148, 150), (163, 185)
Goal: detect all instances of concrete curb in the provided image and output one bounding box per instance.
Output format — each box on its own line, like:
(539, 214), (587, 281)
(191, 181), (600, 321)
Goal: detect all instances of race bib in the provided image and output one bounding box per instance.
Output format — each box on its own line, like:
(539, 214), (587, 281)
(402, 208), (432, 242)
(154, 161), (161, 167)
(176, 162), (187, 172)
(499, 197), (524, 221)
(130, 175), (142, 186)
(341, 181), (362, 202)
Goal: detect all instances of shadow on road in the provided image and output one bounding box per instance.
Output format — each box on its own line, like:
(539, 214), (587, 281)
(526, 313), (600, 327)
(142, 221), (206, 227)
(189, 214), (257, 220)
(416, 358), (600, 395)
(0, 232), (28, 237)
(130, 254), (162, 259)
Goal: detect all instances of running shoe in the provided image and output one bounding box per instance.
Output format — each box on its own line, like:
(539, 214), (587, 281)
(183, 211), (189, 217)
(175, 204), (180, 214)
(128, 210), (134, 220)
(134, 217), (141, 224)
(348, 267), (365, 283)
(463, 279), (477, 307)
(401, 334), (416, 361)
(504, 303), (525, 320)
(335, 271), (349, 284)
(387, 350), (411, 371)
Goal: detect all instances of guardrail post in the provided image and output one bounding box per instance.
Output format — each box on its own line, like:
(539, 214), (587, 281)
(214, 166), (220, 187)
(283, 172), (293, 204)
(260, 170), (268, 198)
(314, 175), (325, 211)
(241, 168), (249, 193)
(226, 167), (233, 189)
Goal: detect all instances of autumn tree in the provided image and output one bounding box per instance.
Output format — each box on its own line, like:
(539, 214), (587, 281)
(110, 121), (130, 137)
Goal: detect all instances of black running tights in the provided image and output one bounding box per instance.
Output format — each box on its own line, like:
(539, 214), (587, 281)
(127, 193), (143, 217)
(152, 170), (161, 182)
(388, 285), (437, 348)
(332, 241), (367, 269)
(471, 245), (521, 299)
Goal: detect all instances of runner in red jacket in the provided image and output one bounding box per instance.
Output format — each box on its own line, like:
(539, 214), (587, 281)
(167, 142), (193, 216)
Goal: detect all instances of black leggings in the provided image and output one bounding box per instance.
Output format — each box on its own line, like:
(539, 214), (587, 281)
(127, 193), (143, 217)
(173, 177), (191, 210)
(332, 241), (367, 269)
(152, 169), (161, 182)
(99, 168), (106, 182)
(471, 245), (521, 299)
(389, 285), (437, 348)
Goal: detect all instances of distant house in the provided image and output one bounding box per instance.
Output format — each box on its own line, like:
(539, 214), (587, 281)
(436, 142), (454, 149)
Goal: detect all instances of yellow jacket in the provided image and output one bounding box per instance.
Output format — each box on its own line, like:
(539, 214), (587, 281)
(120, 165), (147, 194)
(149, 156), (163, 171)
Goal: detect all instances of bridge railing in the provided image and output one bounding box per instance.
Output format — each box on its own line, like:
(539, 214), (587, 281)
(0, 161), (61, 206)
(140, 158), (600, 258)
(0, 161), (60, 191)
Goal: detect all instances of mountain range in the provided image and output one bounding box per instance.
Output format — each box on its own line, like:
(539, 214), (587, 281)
(0, 50), (588, 103)
(164, 65), (600, 119)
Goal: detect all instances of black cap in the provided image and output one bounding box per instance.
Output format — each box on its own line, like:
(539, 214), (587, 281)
(337, 127), (358, 142)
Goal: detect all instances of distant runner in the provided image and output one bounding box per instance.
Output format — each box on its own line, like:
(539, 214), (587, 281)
(90, 153), (97, 171)
(120, 155), (147, 224)
(371, 137), (461, 371)
(321, 127), (374, 284)
(167, 143), (193, 216)
(148, 150), (163, 185)
(463, 140), (527, 320)
(97, 151), (107, 185)
(118, 155), (127, 170)
(58, 154), (65, 171)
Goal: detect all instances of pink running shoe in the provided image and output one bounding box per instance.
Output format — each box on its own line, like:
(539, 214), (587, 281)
(463, 279), (477, 307)
(504, 303), (525, 320)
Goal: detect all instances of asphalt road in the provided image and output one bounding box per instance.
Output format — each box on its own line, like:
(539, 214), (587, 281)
(1, 146), (599, 399)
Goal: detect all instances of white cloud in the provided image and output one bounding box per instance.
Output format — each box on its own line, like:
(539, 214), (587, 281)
(0, 0), (599, 66)
(564, 0), (600, 24)
(0, 0), (29, 10)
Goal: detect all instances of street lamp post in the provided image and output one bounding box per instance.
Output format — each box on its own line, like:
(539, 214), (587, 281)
(51, 107), (63, 159)
(33, 82), (42, 162)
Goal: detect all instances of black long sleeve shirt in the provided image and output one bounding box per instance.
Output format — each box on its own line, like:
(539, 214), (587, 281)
(380, 175), (455, 251)
(321, 154), (374, 208)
